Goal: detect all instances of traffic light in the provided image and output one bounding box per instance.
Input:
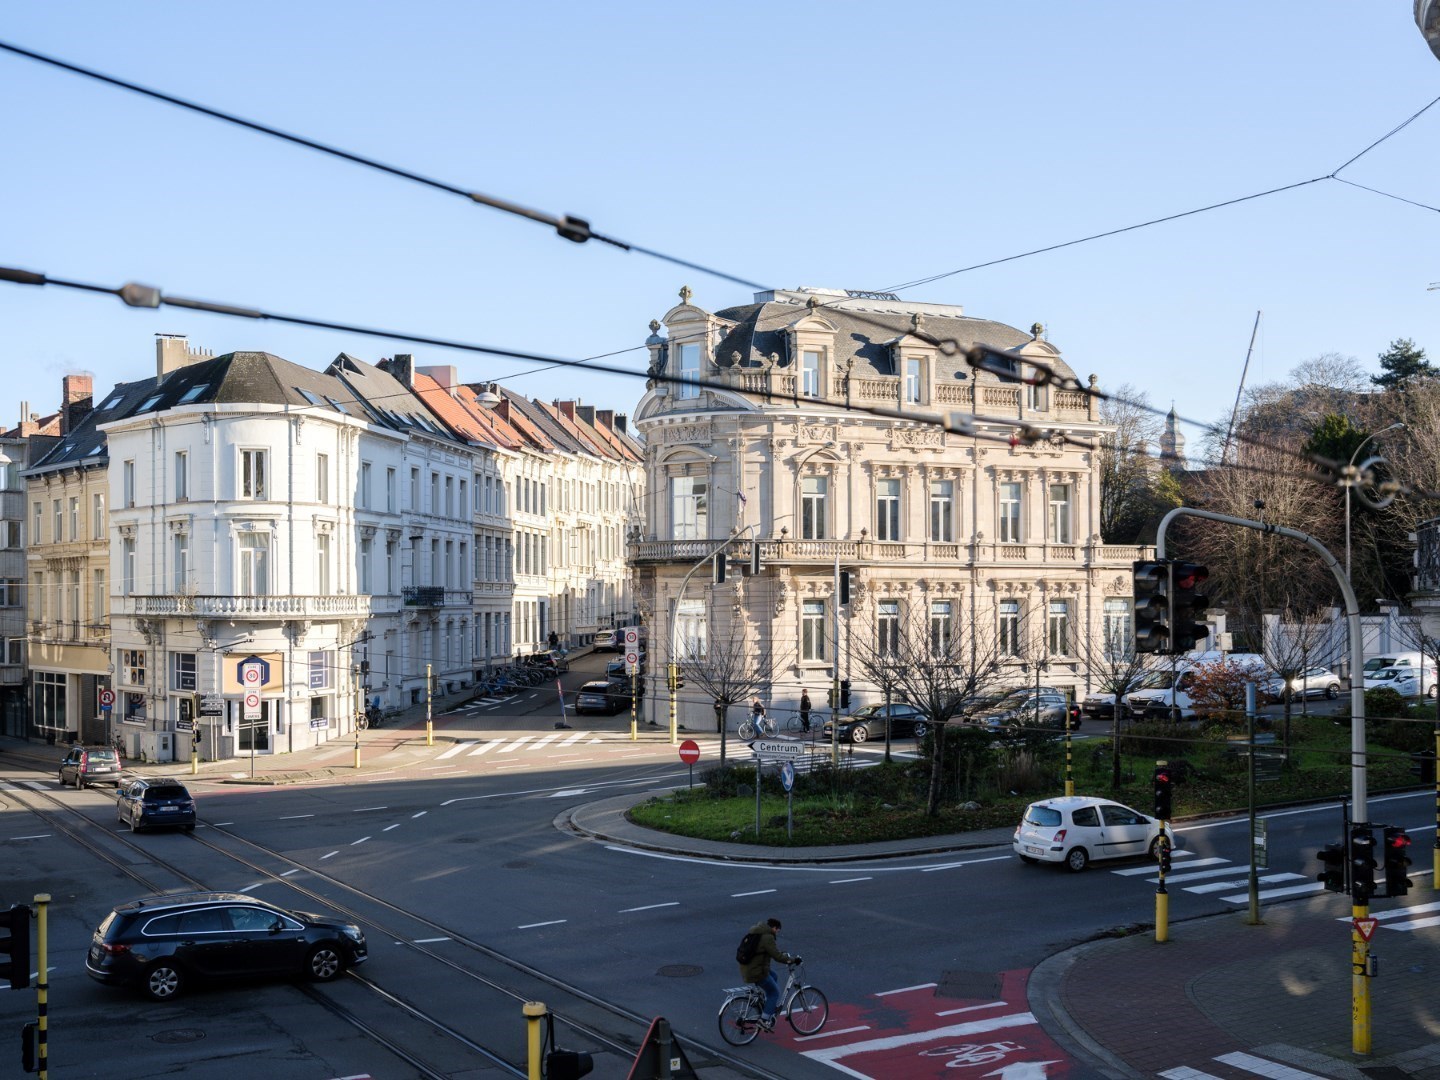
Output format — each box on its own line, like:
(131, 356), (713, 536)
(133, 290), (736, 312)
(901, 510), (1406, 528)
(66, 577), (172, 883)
(712, 552), (727, 585)
(1350, 824), (1378, 903)
(1317, 841), (1348, 893)
(666, 663), (684, 691)
(1170, 561), (1210, 653)
(750, 540), (761, 576)
(1156, 832), (1172, 874)
(22, 1021), (35, 1073)
(1132, 560), (1172, 654)
(838, 570), (852, 607)
(0, 904), (31, 990)
(827, 687), (839, 710)
(1152, 764), (1173, 820)
(1383, 825), (1413, 898)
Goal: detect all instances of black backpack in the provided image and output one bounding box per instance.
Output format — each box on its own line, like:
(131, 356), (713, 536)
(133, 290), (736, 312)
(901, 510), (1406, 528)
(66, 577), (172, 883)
(735, 931), (762, 964)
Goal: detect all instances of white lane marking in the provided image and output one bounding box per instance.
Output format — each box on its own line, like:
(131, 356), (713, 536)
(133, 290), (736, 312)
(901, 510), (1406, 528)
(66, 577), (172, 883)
(620, 902), (679, 913)
(1185, 873), (1304, 894)
(527, 733), (561, 751)
(1150, 864), (1252, 883)
(280, 869), (301, 878)
(25, 781), (50, 790)
(605, 844), (1017, 873)
(412, 810), (427, 819)
(351, 836), (370, 846)
(468, 742), (499, 756)
(1335, 900), (1440, 922)
(1112, 857), (1227, 877)
(801, 1011), (1038, 1075)
(829, 877), (873, 884)
(9, 835), (52, 841)
(549, 789), (592, 798)
(353, 806), (388, 813)
(1219, 882), (1326, 903)
(795, 1025), (871, 1043)
(935, 999), (1007, 1017)
(1214, 1051), (1329, 1079)
(413, 937), (451, 944)
(239, 883), (264, 893)
(320, 851), (339, 860)
(518, 920), (566, 929)
(919, 855), (1012, 872)
(500, 736), (535, 754)
(875, 983), (936, 996)
(383, 824), (400, 832)
(279, 814), (315, 820)
(732, 889), (777, 898)
(560, 731), (588, 746)
(528, 694), (539, 700)
(1160, 1069), (1225, 1080)
(436, 742), (475, 760)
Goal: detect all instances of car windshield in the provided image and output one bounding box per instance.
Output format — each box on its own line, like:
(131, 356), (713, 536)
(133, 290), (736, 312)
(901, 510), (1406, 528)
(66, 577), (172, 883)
(1371, 669), (1400, 681)
(1025, 805), (1063, 828)
(848, 706), (884, 719)
(1363, 658), (1397, 673)
(144, 787), (187, 802)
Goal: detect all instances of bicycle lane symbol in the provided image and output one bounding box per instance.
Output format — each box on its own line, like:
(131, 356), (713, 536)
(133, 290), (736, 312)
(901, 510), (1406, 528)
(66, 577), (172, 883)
(787, 967), (1069, 1080)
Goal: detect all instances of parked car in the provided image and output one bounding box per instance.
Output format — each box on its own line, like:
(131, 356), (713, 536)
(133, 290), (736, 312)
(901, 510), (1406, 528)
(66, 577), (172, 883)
(1364, 665), (1438, 699)
(1081, 671), (1171, 722)
(1260, 666), (1342, 701)
(116, 778), (196, 833)
(821, 703), (929, 743)
(592, 629), (618, 652)
(58, 745), (123, 789)
(606, 657), (646, 679)
(977, 688), (1074, 731)
(1013, 795), (1170, 872)
(86, 891), (367, 1001)
(575, 679), (629, 715)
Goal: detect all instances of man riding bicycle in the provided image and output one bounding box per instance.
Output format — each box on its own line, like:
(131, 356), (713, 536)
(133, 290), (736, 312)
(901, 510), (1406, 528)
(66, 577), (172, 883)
(737, 917), (799, 1030)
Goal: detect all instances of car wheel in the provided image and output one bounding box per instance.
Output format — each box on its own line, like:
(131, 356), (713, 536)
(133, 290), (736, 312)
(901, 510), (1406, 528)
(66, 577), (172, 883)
(1148, 836), (1167, 859)
(144, 961), (184, 1001)
(1326, 684), (1340, 700)
(911, 721), (929, 739)
(306, 943), (345, 982)
(850, 726), (869, 744)
(1064, 847), (1090, 873)
(1428, 684), (1438, 700)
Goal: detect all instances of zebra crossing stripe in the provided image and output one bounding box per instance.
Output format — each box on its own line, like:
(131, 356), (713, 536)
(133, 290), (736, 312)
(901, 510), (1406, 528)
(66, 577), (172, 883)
(1113, 857), (1226, 877)
(498, 736), (534, 753)
(1214, 1051), (1329, 1079)
(1159, 1068), (1225, 1080)
(1183, 873), (1304, 894)
(559, 732), (588, 746)
(436, 742), (475, 760)
(1334, 900), (1440, 922)
(1148, 862), (1255, 883)
(527, 733), (561, 751)
(467, 742), (499, 756)
(1219, 882), (1326, 903)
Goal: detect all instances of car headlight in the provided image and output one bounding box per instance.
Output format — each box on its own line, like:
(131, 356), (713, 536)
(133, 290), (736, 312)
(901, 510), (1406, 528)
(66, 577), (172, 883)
(342, 925), (364, 942)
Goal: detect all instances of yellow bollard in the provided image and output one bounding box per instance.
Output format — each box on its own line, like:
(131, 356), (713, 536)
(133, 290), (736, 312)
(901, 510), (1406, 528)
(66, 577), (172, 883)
(191, 741), (198, 777)
(35, 893), (50, 1080)
(523, 1001), (547, 1080)
(1353, 902), (1372, 1054)
(353, 721), (361, 770)
(1155, 887), (1169, 943)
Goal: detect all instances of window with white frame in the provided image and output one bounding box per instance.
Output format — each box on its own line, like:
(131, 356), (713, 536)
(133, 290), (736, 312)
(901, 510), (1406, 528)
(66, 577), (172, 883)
(999, 599), (1021, 656)
(172, 533), (189, 591)
(801, 349), (822, 397)
(241, 450), (267, 499)
(999, 482), (1022, 543)
(31, 501), (40, 544)
(386, 540), (396, 593)
(92, 492), (105, 539)
(801, 476), (828, 540)
(69, 497), (79, 540)
(410, 467), (420, 510)
(316, 533), (332, 594)
(904, 357), (923, 403)
(1, 521), (19, 548)
(175, 451), (188, 501)
(92, 569), (104, 622)
(875, 479), (900, 541)
(930, 600), (953, 655)
(1047, 599), (1071, 656)
(444, 475), (454, 518)
(670, 476), (707, 540)
(123, 648), (146, 686)
(171, 651), (197, 691)
(359, 537), (373, 593)
(122, 538), (136, 595)
(1048, 483), (1072, 544)
(1103, 598), (1132, 661)
(33, 671), (65, 730)
(430, 472), (440, 515)
(930, 480), (954, 542)
(238, 532), (270, 594)
(1025, 377), (1045, 412)
(123, 461), (135, 508)
(677, 342), (700, 399)
(801, 599), (827, 661)
(676, 597), (707, 660)
(316, 453), (329, 503)
(877, 599), (900, 657)
(0, 579), (20, 606)
(386, 467), (397, 513)
(53, 499), (61, 542)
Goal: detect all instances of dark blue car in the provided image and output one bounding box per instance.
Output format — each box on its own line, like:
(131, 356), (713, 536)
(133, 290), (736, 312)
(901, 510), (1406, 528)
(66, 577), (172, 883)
(116, 778), (196, 833)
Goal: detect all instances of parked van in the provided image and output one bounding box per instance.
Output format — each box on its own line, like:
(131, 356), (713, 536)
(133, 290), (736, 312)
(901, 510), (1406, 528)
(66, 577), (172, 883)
(1362, 652), (1429, 677)
(1126, 653), (1270, 720)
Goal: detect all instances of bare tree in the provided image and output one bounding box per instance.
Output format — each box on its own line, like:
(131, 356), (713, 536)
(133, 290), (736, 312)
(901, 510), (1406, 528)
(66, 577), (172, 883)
(1260, 608), (1340, 745)
(676, 609), (790, 766)
(1076, 622), (1169, 789)
(849, 599), (1010, 817)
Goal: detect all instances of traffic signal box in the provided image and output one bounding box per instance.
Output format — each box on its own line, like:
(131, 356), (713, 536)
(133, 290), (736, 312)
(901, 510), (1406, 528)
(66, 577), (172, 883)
(1318, 841), (1348, 893)
(1350, 824), (1378, 903)
(0, 903), (31, 990)
(1132, 561), (1172, 655)
(840, 679), (852, 710)
(1155, 833), (1173, 873)
(1152, 764), (1173, 820)
(1383, 825), (1413, 898)
(1169, 561), (1210, 653)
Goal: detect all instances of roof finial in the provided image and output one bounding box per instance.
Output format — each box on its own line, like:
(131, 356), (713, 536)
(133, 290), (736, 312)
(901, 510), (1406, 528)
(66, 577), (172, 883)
(1031, 322), (1045, 339)
(679, 284), (693, 305)
(648, 319), (660, 334)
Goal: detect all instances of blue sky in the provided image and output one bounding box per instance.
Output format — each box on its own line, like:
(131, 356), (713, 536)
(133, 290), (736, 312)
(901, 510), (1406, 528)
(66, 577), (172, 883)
(2, 4), (1436, 446)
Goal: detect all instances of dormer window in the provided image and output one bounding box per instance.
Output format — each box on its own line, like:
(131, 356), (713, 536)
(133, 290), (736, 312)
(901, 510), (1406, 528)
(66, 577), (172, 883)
(801, 350), (822, 397)
(904, 357), (924, 404)
(677, 343), (701, 400)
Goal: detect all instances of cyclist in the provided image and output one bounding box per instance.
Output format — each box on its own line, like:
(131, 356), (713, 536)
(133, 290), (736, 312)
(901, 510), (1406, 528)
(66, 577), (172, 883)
(738, 917), (800, 1031)
(751, 698), (772, 736)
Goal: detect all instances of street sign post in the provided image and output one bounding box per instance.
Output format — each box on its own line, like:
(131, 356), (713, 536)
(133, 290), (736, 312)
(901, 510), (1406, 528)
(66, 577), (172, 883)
(679, 738), (700, 787)
(243, 690), (261, 721)
(199, 694), (225, 717)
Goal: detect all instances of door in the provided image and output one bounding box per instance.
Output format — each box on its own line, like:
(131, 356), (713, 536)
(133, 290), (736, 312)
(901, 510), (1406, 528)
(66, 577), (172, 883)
(1098, 803), (1151, 859)
(152, 907), (244, 976)
(226, 905), (308, 975)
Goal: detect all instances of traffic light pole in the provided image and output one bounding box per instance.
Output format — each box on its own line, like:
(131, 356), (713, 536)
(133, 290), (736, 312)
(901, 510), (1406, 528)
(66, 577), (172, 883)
(1156, 506), (1370, 1053)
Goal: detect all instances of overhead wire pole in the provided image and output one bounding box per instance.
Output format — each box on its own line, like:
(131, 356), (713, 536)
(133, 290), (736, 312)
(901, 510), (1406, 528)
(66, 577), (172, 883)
(1156, 505), (1372, 1055)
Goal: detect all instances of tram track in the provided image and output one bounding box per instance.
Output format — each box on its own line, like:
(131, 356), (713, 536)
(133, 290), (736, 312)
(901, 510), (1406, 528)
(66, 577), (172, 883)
(1, 751), (791, 1079)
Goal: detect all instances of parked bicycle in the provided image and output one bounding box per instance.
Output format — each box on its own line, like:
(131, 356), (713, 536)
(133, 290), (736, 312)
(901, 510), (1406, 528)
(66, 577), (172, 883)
(718, 960), (828, 1045)
(736, 715), (777, 741)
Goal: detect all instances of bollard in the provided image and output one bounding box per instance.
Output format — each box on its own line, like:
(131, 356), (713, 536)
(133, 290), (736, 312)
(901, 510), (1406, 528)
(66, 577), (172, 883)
(524, 1001), (547, 1080)
(35, 893), (50, 1079)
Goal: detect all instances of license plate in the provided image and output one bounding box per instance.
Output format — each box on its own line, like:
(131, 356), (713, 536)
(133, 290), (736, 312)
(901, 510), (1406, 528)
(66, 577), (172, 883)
(1025, 845), (1044, 855)
(89, 946), (101, 962)
(158, 806), (176, 812)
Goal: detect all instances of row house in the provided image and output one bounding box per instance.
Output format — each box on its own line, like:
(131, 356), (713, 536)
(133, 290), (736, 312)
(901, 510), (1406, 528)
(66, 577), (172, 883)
(631, 286), (1152, 728)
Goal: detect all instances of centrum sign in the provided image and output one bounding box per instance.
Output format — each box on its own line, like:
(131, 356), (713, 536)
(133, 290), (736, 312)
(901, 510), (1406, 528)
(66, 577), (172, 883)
(751, 739), (805, 758)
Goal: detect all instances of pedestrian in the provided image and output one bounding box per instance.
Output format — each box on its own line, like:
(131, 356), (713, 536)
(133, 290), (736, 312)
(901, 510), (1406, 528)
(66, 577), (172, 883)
(548, 629), (559, 650)
(736, 917), (800, 1031)
(798, 689), (812, 733)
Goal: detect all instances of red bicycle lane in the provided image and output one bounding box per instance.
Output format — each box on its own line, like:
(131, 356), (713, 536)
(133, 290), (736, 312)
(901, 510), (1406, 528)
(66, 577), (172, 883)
(770, 968), (1072, 1080)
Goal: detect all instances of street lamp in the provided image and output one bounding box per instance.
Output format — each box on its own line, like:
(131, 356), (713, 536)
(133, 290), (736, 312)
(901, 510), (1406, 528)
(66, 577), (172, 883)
(1345, 422), (1405, 582)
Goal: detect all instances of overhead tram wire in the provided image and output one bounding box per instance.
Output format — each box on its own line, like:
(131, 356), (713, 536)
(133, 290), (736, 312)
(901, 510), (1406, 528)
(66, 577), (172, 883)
(0, 39), (769, 295)
(0, 264), (1396, 502)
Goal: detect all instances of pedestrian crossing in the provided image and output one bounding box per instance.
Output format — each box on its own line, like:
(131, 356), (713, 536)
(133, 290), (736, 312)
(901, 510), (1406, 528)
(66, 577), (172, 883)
(433, 730), (604, 760)
(1335, 899), (1440, 932)
(1111, 851), (1327, 905)
(1161, 1050), (1335, 1080)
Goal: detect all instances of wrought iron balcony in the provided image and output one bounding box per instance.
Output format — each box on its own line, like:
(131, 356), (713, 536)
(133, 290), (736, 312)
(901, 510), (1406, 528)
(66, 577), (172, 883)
(403, 586), (446, 607)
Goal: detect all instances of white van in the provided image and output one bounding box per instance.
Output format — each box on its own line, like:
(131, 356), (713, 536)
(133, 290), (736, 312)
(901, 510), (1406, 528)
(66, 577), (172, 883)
(1126, 654), (1270, 720)
(1362, 652), (1429, 677)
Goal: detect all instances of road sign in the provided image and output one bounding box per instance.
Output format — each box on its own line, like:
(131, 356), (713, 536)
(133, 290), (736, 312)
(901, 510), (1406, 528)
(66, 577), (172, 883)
(243, 690), (261, 720)
(625, 649), (640, 673)
(678, 739), (700, 764)
(174, 718), (194, 733)
(309, 717), (327, 730)
(623, 627), (639, 647)
(751, 739), (805, 758)
(241, 662), (263, 688)
(780, 761), (795, 792)
(98, 689), (115, 707)
(199, 694), (225, 717)
(1354, 916), (1378, 942)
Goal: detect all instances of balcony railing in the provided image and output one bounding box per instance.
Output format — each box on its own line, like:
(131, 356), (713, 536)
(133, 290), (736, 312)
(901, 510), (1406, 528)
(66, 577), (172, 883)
(0, 663), (22, 686)
(403, 586), (446, 607)
(123, 594), (374, 618)
(631, 539), (1154, 567)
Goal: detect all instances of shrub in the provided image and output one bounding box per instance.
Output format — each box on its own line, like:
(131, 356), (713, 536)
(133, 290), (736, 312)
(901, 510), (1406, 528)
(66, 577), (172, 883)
(1364, 688), (1407, 720)
(1121, 720), (1195, 760)
(1373, 716), (1433, 754)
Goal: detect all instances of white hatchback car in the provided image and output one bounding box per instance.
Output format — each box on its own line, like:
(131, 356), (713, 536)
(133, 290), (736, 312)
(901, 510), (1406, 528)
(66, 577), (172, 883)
(1013, 795), (1168, 872)
(1364, 666), (1437, 698)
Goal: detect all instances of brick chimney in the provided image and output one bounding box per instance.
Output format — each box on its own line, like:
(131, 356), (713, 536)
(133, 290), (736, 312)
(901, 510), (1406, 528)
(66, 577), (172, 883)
(576, 404), (596, 427)
(596, 409), (615, 431)
(156, 334), (213, 383)
(613, 413), (629, 435)
(556, 401), (576, 421)
(386, 353), (415, 387)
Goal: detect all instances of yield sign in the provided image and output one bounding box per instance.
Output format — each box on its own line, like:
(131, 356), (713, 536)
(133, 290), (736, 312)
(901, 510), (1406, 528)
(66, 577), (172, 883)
(1354, 917), (1379, 942)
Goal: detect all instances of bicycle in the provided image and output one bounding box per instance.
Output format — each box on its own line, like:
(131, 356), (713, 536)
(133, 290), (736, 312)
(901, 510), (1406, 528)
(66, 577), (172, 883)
(737, 715), (777, 741)
(718, 960), (828, 1045)
(783, 711), (813, 736)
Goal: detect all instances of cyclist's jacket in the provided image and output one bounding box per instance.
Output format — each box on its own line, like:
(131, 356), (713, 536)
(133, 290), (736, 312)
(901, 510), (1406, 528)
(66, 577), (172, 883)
(739, 921), (795, 984)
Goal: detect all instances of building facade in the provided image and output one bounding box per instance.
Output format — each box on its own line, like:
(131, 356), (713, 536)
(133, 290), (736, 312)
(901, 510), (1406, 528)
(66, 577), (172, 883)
(631, 286), (1151, 727)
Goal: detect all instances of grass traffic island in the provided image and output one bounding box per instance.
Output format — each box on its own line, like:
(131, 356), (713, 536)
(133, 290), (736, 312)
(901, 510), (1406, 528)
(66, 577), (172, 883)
(628, 708), (1433, 848)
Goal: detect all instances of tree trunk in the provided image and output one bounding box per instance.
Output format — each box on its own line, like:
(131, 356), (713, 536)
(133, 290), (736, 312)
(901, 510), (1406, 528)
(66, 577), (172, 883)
(1111, 701), (1123, 789)
(925, 722), (946, 817)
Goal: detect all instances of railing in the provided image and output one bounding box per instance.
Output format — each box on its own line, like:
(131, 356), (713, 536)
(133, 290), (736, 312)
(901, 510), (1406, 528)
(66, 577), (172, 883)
(934, 384), (973, 406)
(982, 386), (1021, 409)
(631, 539), (1155, 567)
(403, 586), (445, 607)
(0, 663), (21, 686)
(1054, 389), (1090, 413)
(125, 594), (374, 617)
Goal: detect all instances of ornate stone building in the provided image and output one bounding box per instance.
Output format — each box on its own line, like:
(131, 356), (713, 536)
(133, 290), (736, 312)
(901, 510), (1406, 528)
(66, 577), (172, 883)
(631, 286), (1152, 727)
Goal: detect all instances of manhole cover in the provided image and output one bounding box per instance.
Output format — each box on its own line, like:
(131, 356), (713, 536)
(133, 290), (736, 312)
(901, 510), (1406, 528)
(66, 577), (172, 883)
(657, 964), (703, 978)
(152, 1029), (206, 1045)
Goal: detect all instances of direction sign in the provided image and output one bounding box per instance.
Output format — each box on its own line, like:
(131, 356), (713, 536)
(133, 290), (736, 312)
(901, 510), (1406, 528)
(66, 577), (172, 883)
(1354, 917), (1378, 942)
(98, 688), (115, 708)
(678, 739), (701, 764)
(174, 718), (194, 733)
(751, 739), (805, 758)
(199, 693), (225, 717)
(243, 690), (261, 720)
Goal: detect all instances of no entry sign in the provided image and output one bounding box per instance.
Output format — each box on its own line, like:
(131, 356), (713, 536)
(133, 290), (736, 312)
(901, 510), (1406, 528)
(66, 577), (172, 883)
(678, 739), (701, 764)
